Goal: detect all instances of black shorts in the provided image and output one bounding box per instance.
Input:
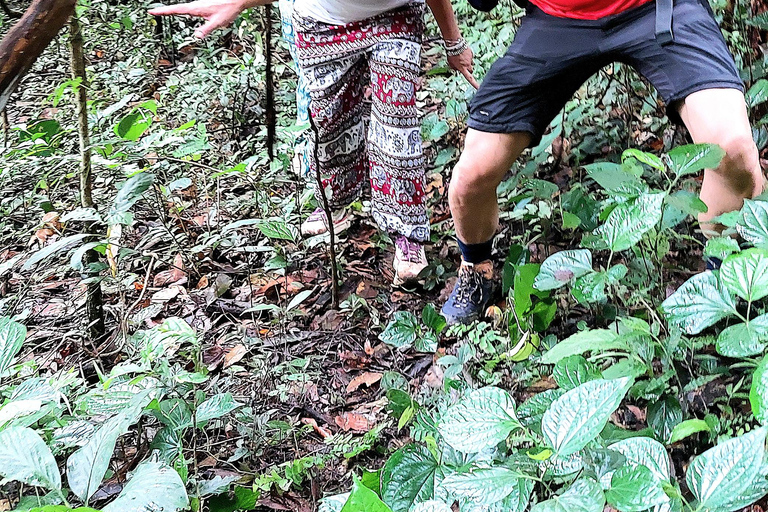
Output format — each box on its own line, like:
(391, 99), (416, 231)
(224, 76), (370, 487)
(468, 0), (744, 146)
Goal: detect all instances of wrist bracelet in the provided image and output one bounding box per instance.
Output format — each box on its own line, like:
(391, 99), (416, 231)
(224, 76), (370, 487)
(443, 37), (468, 57)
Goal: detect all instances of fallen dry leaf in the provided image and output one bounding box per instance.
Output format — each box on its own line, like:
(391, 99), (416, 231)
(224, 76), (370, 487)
(151, 286), (181, 303)
(153, 253), (187, 286)
(334, 412), (375, 433)
(223, 344), (248, 369)
(346, 372), (383, 393)
(300, 418), (332, 439)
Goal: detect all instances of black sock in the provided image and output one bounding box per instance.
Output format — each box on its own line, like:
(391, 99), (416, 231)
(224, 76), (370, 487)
(457, 238), (493, 264)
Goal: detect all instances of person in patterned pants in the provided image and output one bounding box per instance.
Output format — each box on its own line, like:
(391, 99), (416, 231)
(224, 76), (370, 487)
(150, 0), (476, 286)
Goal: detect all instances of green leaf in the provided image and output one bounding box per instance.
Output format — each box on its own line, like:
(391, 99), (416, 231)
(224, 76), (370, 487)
(704, 237), (741, 262)
(438, 387), (520, 453)
(542, 378), (632, 456)
(596, 192), (665, 252)
(256, 218), (298, 241)
(318, 493), (350, 512)
(751, 354), (768, 424)
(531, 478), (605, 512)
(571, 271), (609, 304)
(115, 112), (151, 141)
(668, 419), (711, 444)
(562, 211), (581, 230)
(716, 315), (768, 357)
(441, 466), (524, 505)
(609, 437), (671, 482)
(422, 304), (447, 335)
(109, 173), (155, 221)
(380, 444), (448, 512)
(379, 312), (419, 349)
(22, 234), (91, 271)
(0, 317), (26, 377)
(458, 478), (533, 512)
(0, 427), (60, 490)
(518, 389), (565, 434)
(747, 79), (768, 108)
(686, 426), (768, 510)
(622, 148), (664, 171)
(738, 199), (768, 248)
(647, 396), (683, 444)
(102, 461), (189, 512)
(534, 250), (593, 291)
(540, 329), (625, 365)
(552, 355), (602, 390)
(606, 465), (668, 512)
(410, 501), (452, 512)
(719, 248), (768, 302)
(196, 393), (243, 426)
(666, 143), (725, 177)
(660, 271), (737, 334)
(584, 162), (643, 193)
(67, 393), (151, 502)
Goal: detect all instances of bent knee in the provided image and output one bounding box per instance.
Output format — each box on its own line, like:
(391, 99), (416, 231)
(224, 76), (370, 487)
(713, 133), (759, 172)
(449, 158), (508, 203)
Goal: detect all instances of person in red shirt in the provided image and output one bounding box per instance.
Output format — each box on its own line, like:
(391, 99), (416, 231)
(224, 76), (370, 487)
(441, 0), (765, 324)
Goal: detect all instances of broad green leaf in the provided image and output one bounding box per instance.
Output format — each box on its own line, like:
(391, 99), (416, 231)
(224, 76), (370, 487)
(133, 317), (196, 365)
(647, 396), (683, 443)
(716, 314), (768, 357)
(686, 426), (768, 510)
(256, 218), (298, 241)
(102, 461), (189, 512)
(441, 466), (523, 505)
(410, 501), (452, 512)
(0, 399), (43, 429)
(115, 112), (151, 141)
(666, 143), (725, 177)
(108, 173), (155, 222)
(379, 312), (419, 349)
(196, 393), (243, 426)
(572, 271), (609, 304)
(0, 316), (26, 377)
(22, 234), (91, 271)
(517, 389), (565, 434)
(552, 355), (602, 390)
(318, 493), (350, 512)
(747, 79), (768, 108)
(719, 248), (768, 302)
(438, 387), (520, 453)
(542, 378), (632, 456)
(710, 465), (768, 512)
(540, 329), (625, 365)
(459, 478), (533, 512)
(67, 393), (150, 502)
(738, 199), (768, 248)
(584, 162), (643, 193)
(703, 236), (741, 262)
(380, 444), (449, 512)
(668, 419), (711, 444)
(0, 427), (60, 490)
(623, 148), (664, 171)
(610, 437), (671, 481)
(606, 465), (668, 512)
(596, 193), (665, 252)
(531, 478), (604, 512)
(660, 271), (737, 334)
(751, 354), (768, 424)
(534, 250), (593, 291)
(76, 376), (162, 417)
(422, 304), (447, 335)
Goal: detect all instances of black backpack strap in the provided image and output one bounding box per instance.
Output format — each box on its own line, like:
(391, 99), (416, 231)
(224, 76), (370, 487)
(655, 0), (674, 45)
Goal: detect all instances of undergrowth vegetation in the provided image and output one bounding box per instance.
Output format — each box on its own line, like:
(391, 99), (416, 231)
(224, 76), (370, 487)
(3, 0), (768, 511)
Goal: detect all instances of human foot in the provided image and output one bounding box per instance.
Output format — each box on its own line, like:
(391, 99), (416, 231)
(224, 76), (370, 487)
(441, 259), (496, 325)
(300, 207), (351, 236)
(392, 235), (428, 286)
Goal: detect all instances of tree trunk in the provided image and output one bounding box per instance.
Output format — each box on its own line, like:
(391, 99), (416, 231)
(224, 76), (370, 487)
(70, 13), (105, 342)
(0, 0), (76, 110)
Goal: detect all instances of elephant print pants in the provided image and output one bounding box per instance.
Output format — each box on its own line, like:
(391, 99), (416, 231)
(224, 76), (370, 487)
(294, 3), (430, 243)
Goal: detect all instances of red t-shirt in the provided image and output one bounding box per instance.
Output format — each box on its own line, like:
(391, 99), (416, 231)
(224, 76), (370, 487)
(529, 0), (654, 19)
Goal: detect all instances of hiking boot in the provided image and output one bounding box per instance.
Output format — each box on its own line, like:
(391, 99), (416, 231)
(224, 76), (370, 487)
(441, 260), (496, 325)
(301, 207), (351, 236)
(393, 235), (428, 286)
(705, 256), (722, 271)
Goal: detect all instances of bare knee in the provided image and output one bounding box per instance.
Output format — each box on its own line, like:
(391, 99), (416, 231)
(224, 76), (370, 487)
(448, 157), (507, 207)
(711, 132), (762, 194)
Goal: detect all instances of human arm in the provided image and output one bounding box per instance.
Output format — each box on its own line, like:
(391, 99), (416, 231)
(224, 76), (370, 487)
(148, 0), (273, 39)
(425, 0), (478, 89)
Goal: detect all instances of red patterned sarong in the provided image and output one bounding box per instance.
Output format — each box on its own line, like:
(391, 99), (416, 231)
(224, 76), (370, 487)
(294, 3), (429, 242)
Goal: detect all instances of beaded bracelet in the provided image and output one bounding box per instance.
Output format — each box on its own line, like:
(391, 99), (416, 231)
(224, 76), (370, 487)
(443, 37), (468, 57)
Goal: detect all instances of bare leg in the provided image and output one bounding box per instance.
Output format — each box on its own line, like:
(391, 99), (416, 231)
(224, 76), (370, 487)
(449, 129), (532, 244)
(677, 88), (765, 235)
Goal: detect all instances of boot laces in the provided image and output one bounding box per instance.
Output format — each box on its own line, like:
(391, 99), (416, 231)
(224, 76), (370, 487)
(452, 264), (484, 307)
(396, 236), (424, 264)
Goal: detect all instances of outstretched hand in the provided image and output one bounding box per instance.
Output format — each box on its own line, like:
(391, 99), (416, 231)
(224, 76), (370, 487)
(149, 0), (271, 39)
(448, 47), (479, 90)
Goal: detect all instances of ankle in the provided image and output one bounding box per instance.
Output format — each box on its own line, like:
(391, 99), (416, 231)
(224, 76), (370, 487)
(461, 259), (493, 278)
